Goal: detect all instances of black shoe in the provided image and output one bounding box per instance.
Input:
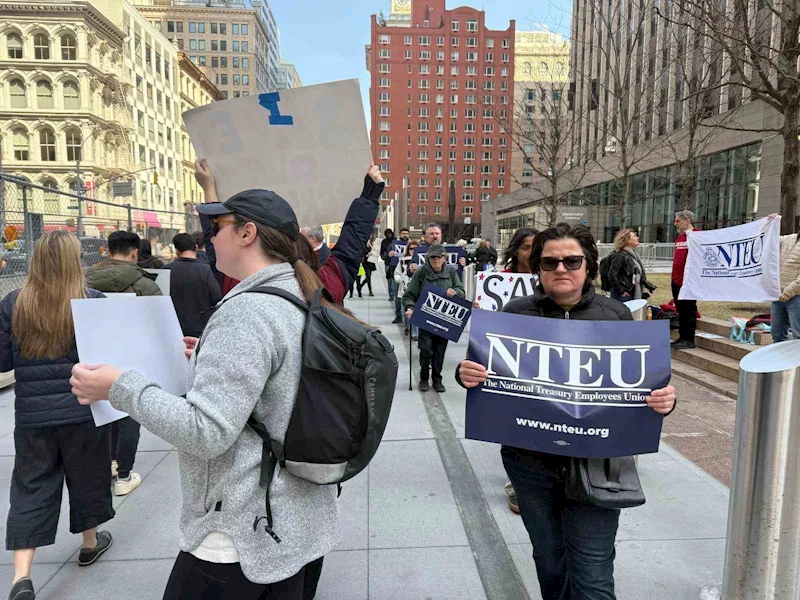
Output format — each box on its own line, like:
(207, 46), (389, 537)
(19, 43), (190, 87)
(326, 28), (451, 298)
(404, 328), (410, 336)
(369, 292), (375, 297)
(671, 339), (696, 349)
(670, 338), (682, 347)
(8, 578), (34, 600)
(78, 530), (113, 566)
(432, 380), (446, 393)
(392, 317), (403, 324)
(419, 380), (430, 392)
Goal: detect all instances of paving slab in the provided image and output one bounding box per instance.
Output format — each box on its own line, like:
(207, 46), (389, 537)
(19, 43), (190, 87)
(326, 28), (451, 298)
(35, 559), (174, 600)
(316, 550), (369, 600)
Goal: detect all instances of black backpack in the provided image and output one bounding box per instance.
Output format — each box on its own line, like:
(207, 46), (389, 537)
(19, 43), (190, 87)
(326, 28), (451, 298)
(599, 253), (615, 292)
(245, 286), (398, 543)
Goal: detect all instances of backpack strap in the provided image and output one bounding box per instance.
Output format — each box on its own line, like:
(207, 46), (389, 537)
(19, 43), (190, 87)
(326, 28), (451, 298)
(248, 286), (311, 312)
(248, 415), (284, 544)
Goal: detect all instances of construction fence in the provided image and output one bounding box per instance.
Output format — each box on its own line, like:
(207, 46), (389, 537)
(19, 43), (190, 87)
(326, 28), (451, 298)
(0, 173), (201, 298)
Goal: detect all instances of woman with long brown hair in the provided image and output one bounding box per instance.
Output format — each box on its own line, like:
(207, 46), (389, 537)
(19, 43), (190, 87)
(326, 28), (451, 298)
(0, 231), (114, 600)
(69, 188), (357, 599)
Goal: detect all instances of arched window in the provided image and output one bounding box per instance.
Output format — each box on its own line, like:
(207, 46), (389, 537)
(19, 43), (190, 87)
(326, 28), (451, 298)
(9, 79), (26, 108)
(555, 62), (565, 76)
(523, 62), (532, 77)
(65, 129), (82, 162)
(12, 128), (28, 160)
(34, 34), (50, 60)
(63, 80), (80, 109)
(7, 33), (22, 59)
(61, 34), (77, 60)
(539, 62), (548, 77)
(39, 129), (56, 161)
(36, 80), (53, 109)
(41, 178), (59, 211)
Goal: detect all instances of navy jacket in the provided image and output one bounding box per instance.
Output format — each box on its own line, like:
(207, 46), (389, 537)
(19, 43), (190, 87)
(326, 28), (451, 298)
(0, 289), (105, 428)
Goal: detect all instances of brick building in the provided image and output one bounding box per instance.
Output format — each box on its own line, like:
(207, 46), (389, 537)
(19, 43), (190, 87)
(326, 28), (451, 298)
(367, 0), (515, 237)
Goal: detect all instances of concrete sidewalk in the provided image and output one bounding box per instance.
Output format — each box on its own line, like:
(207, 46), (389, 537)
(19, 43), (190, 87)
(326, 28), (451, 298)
(0, 278), (729, 599)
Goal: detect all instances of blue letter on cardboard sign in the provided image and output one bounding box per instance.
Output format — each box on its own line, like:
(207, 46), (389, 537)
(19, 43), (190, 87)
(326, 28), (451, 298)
(258, 92), (294, 125)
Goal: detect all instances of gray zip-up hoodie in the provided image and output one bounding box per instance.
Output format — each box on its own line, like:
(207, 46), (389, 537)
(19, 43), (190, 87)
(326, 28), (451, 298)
(109, 263), (340, 584)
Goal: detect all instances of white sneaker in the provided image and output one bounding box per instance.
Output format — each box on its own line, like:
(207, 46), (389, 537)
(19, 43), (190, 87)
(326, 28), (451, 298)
(111, 460), (118, 478)
(114, 472), (141, 496)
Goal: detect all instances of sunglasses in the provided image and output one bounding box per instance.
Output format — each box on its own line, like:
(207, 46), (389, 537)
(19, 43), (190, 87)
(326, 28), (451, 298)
(539, 255), (585, 271)
(210, 216), (236, 237)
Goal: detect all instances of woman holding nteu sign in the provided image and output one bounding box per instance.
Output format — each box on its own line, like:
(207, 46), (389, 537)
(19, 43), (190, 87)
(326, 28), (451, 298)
(457, 224), (676, 600)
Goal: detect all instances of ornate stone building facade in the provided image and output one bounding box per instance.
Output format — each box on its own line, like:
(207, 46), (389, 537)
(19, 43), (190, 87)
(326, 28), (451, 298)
(0, 1), (132, 209)
(178, 51), (223, 208)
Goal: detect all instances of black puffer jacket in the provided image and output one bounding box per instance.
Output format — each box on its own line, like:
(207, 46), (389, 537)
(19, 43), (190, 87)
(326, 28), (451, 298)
(473, 245), (498, 270)
(503, 286), (631, 320)
(0, 289), (105, 428)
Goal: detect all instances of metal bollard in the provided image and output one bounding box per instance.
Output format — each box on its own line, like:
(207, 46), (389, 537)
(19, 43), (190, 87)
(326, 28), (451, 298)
(463, 263), (477, 302)
(720, 339), (800, 599)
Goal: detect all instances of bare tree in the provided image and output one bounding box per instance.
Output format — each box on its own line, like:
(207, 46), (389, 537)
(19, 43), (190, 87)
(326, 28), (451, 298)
(574, 0), (669, 228)
(669, 0), (799, 233)
(489, 36), (590, 228)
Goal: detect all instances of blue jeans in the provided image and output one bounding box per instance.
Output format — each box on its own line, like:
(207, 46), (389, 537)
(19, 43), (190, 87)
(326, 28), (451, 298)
(502, 446), (620, 600)
(771, 295), (800, 342)
(394, 293), (403, 319)
(609, 290), (631, 303)
(388, 277), (398, 301)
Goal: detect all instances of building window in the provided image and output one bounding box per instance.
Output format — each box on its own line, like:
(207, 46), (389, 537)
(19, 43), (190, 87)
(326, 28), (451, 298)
(233, 41), (240, 51)
(39, 129), (56, 161)
(467, 20), (478, 31)
(233, 74), (241, 85)
(65, 128), (82, 162)
(168, 21), (176, 33)
(242, 24), (248, 35)
(220, 23), (226, 34)
(60, 34), (77, 60)
(63, 80), (80, 109)
(212, 40), (219, 51)
(34, 34), (50, 59)
(233, 57), (240, 68)
(12, 128), (28, 160)
(7, 33), (22, 58)
(9, 79), (26, 108)
(233, 24), (240, 35)
(452, 20), (459, 31)
(404, 35), (412, 44)
(220, 40), (227, 51)
(36, 80), (53, 109)
(190, 39), (197, 50)
(221, 56), (227, 67)
(242, 57), (248, 68)
(210, 22), (217, 34)
(198, 40), (206, 51)
(221, 74), (228, 85)
(189, 22), (196, 33)
(242, 74), (249, 85)
(212, 56), (219, 67)
(379, 34), (390, 44)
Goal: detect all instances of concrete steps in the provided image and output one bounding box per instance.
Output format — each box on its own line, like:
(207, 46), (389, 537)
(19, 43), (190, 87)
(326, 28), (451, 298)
(671, 345), (741, 382)
(671, 357), (739, 400)
(670, 330), (755, 361)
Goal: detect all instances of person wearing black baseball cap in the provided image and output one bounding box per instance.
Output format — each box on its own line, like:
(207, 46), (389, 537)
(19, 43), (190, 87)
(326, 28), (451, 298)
(194, 160), (385, 307)
(70, 176), (379, 597)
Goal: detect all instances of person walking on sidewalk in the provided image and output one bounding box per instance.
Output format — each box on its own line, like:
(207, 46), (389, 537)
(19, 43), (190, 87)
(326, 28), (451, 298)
(70, 190), (345, 600)
(379, 229), (396, 300)
(671, 210), (699, 349)
(86, 230), (162, 497)
(384, 228), (409, 309)
(138, 238), (164, 269)
(606, 229), (656, 303)
(456, 224), (676, 600)
(358, 238), (378, 297)
(474, 239), (498, 271)
(164, 233), (222, 338)
(394, 240), (421, 337)
(407, 222), (443, 277)
(772, 223), (800, 341)
(403, 244), (465, 393)
(1, 232), (114, 600)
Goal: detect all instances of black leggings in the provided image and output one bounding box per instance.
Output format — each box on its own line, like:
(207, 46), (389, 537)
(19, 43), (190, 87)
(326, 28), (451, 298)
(358, 269), (374, 294)
(162, 552), (305, 600)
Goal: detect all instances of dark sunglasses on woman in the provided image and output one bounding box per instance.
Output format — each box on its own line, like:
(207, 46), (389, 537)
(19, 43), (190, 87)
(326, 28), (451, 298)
(539, 255), (585, 271)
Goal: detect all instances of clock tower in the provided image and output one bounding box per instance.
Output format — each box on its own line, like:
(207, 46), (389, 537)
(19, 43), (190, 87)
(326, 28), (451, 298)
(391, 0), (412, 15)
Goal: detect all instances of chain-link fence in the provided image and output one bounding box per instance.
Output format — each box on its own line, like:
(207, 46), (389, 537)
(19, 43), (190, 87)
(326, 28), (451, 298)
(0, 173), (201, 298)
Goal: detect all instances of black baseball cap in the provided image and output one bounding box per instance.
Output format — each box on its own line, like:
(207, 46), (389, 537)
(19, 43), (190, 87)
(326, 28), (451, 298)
(196, 189), (299, 240)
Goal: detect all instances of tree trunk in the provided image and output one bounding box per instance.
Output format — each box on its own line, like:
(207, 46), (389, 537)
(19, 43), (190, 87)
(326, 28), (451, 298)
(781, 107), (799, 235)
(617, 176), (628, 230)
(679, 160), (696, 211)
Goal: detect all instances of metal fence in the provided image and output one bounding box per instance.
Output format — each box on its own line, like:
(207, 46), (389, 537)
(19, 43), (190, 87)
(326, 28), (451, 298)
(596, 243), (675, 272)
(0, 173), (201, 298)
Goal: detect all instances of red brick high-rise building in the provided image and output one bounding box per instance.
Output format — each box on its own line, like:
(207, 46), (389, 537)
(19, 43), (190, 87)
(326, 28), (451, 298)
(367, 0), (515, 237)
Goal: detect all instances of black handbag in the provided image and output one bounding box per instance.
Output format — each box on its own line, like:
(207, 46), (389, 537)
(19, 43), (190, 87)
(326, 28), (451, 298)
(564, 457), (646, 510)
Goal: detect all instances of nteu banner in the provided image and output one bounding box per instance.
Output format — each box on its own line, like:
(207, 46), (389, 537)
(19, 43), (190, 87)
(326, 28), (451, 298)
(465, 310), (671, 458)
(409, 282), (472, 342)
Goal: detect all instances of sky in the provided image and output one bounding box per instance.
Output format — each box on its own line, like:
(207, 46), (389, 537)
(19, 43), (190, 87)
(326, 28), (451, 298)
(269, 0), (573, 124)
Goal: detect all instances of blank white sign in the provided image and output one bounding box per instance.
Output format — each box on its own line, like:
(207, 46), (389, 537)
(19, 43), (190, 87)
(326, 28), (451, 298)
(71, 296), (189, 426)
